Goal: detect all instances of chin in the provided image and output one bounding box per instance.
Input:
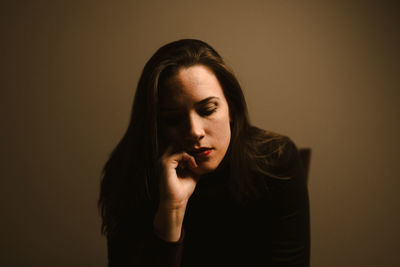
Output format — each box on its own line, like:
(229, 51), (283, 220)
(195, 161), (220, 176)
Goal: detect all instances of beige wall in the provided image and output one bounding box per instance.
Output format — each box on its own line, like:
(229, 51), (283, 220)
(1, 1), (399, 266)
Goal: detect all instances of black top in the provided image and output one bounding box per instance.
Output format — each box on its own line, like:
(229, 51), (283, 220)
(106, 137), (310, 267)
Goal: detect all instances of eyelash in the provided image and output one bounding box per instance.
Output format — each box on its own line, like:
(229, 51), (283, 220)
(199, 107), (217, 116)
(160, 104), (218, 126)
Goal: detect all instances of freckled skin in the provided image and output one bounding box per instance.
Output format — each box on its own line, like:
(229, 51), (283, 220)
(158, 65), (231, 175)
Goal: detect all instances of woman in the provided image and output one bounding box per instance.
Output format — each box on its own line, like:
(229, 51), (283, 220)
(98, 39), (310, 266)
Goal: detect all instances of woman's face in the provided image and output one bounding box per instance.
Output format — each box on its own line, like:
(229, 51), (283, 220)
(158, 64), (231, 175)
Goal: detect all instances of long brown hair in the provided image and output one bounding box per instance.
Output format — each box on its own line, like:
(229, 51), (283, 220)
(98, 39), (287, 237)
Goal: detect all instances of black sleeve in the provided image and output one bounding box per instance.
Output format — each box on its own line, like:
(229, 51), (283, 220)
(268, 138), (311, 267)
(106, 218), (185, 267)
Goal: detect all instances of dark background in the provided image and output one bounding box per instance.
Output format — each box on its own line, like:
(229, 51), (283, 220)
(1, 1), (399, 266)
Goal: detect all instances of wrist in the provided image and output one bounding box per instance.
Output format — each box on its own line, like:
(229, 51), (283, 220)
(159, 197), (189, 210)
(153, 206), (186, 242)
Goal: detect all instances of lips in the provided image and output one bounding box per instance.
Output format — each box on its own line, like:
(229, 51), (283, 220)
(188, 147), (213, 158)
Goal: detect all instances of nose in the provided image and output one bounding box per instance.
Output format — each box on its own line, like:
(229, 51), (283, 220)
(184, 112), (205, 142)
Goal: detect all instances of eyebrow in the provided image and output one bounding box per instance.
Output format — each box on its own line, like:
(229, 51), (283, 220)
(160, 96), (220, 112)
(195, 96), (220, 107)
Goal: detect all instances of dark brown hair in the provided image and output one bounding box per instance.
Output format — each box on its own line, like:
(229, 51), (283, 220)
(98, 39), (287, 237)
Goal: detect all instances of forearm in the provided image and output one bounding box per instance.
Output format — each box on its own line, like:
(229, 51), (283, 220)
(153, 202), (187, 242)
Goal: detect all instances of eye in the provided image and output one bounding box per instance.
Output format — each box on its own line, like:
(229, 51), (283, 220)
(198, 103), (218, 117)
(199, 107), (216, 116)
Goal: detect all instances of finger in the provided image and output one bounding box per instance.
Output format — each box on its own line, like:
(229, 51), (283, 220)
(180, 152), (198, 169)
(166, 151), (198, 171)
(159, 145), (177, 167)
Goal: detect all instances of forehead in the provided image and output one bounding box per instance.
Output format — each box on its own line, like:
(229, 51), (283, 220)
(158, 65), (225, 107)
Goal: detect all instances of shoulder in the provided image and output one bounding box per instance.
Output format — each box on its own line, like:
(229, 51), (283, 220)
(247, 127), (303, 180)
(250, 132), (310, 266)
(247, 129), (309, 217)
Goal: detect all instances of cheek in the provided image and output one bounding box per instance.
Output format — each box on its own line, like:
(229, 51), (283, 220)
(209, 116), (231, 144)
